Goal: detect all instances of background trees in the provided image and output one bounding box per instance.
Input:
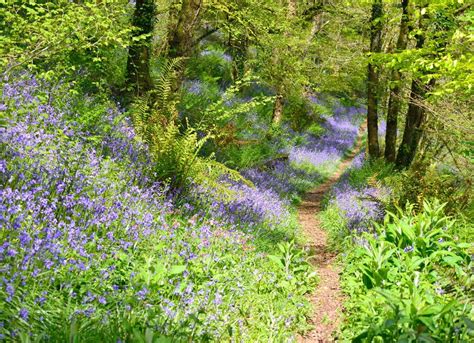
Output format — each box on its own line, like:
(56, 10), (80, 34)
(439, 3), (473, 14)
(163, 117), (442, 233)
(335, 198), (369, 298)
(0, 0), (131, 87)
(1, 0), (472, 187)
(359, 0), (472, 172)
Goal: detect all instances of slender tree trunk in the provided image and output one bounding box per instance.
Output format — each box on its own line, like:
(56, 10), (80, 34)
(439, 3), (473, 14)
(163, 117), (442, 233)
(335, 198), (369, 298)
(304, 0), (325, 54)
(396, 26), (431, 168)
(384, 0), (410, 162)
(272, 93), (284, 124)
(272, 0), (297, 125)
(367, 0), (383, 158)
(395, 80), (427, 167)
(288, 0), (297, 17)
(126, 0), (155, 95)
(229, 34), (248, 81)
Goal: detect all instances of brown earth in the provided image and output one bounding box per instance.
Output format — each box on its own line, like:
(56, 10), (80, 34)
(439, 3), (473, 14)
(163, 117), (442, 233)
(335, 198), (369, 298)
(297, 127), (365, 343)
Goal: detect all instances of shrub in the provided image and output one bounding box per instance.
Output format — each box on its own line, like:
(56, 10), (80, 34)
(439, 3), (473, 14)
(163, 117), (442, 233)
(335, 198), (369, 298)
(129, 63), (244, 189)
(385, 160), (473, 215)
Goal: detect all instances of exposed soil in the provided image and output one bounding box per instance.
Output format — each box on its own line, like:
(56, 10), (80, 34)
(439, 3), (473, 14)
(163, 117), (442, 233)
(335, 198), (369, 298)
(297, 128), (365, 343)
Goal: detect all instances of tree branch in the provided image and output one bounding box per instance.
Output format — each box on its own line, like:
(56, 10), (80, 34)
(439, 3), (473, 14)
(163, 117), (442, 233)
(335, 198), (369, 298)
(196, 27), (220, 42)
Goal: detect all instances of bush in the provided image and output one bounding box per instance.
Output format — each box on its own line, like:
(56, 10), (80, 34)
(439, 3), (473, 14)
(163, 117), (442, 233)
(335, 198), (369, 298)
(306, 123), (325, 137)
(221, 142), (278, 169)
(320, 155), (473, 341)
(129, 72), (244, 189)
(385, 160), (473, 215)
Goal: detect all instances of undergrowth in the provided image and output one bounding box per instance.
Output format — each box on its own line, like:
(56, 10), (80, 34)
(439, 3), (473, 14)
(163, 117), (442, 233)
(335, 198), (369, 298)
(0, 75), (317, 341)
(320, 153), (474, 342)
(340, 201), (473, 341)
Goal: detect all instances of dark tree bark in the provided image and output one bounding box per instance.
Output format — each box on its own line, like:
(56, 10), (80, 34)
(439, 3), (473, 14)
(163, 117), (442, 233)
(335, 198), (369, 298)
(384, 0), (410, 162)
(395, 81), (427, 167)
(126, 0), (155, 95)
(367, 0), (383, 158)
(396, 29), (430, 168)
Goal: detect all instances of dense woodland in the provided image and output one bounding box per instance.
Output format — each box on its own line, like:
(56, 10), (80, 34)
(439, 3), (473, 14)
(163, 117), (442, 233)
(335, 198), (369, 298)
(0, 0), (473, 341)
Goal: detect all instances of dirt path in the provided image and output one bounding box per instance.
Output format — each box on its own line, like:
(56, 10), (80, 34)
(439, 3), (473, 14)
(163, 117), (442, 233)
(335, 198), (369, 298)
(297, 129), (365, 343)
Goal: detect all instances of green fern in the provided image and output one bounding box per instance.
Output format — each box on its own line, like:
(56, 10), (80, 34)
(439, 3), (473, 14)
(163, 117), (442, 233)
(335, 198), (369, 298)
(150, 58), (184, 122)
(128, 58), (249, 189)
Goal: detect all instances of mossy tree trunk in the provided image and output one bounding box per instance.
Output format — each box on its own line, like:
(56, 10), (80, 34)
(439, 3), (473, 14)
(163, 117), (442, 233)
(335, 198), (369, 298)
(167, 0), (203, 92)
(272, 92), (284, 125)
(229, 34), (248, 81)
(167, 0), (203, 59)
(126, 0), (155, 95)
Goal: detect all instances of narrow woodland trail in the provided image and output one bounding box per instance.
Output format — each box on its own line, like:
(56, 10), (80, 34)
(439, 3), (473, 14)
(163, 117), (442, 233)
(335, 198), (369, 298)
(297, 128), (365, 343)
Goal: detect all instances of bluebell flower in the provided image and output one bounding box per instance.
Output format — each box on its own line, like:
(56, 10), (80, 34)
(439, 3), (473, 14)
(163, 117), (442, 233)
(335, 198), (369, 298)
(19, 308), (29, 321)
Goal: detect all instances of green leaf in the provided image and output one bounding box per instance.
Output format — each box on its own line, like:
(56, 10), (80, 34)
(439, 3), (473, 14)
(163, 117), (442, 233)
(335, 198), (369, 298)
(169, 265), (186, 276)
(418, 304), (443, 316)
(463, 317), (474, 331)
(145, 328), (154, 343)
(268, 255), (284, 268)
(438, 300), (459, 316)
(442, 255), (463, 266)
(155, 336), (175, 343)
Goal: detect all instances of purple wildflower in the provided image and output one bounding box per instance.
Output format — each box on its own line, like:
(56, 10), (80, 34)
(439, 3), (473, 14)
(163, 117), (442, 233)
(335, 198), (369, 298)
(19, 308), (29, 321)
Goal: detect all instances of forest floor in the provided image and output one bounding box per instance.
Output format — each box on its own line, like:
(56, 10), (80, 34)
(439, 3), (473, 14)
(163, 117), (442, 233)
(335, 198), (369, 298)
(297, 127), (366, 342)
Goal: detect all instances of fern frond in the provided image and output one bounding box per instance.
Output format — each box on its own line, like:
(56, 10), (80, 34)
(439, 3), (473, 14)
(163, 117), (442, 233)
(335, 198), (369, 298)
(151, 57), (184, 120)
(128, 57), (252, 190)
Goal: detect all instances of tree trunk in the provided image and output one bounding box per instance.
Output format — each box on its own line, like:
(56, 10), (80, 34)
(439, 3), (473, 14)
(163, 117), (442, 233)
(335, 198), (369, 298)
(288, 0), (297, 17)
(305, 0), (325, 53)
(396, 26), (431, 168)
(384, 0), (410, 162)
(168, 0), (203, 59)
(395, 80), (427, 167)
(229, 34), (248, 81)
(271, 0), (298, 125)
(272, 93), (284, 125)
(126, 0), (155, 95)
(167, 0), (202, 92)
(367, 0), (383, 158)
